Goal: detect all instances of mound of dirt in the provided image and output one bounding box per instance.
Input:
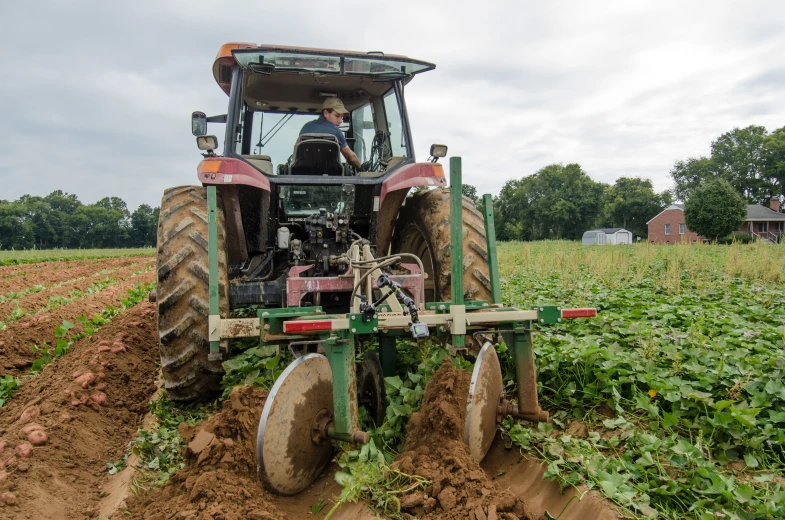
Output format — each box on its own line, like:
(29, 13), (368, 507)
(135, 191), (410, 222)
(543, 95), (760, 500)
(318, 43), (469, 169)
(393, 359), (533, 520)
(121, 385), (286, 520)
(0, 302), (159, 519)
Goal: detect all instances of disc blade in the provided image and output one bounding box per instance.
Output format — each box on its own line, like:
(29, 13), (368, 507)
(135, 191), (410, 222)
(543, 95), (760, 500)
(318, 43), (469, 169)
(257, 354), (333, 495)
(464, 342), (503, 462)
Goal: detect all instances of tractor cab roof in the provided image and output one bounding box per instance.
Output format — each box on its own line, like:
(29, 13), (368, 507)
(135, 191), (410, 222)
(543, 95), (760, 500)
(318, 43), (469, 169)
(212, 43), (435, 113)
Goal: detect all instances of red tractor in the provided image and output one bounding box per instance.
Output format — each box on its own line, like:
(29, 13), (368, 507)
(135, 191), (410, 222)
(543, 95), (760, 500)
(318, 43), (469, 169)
(156, 44), (491, 402)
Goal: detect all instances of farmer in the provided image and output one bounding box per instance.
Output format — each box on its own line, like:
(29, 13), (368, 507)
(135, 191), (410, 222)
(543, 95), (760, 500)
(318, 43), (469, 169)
(299, 97), (363, 170)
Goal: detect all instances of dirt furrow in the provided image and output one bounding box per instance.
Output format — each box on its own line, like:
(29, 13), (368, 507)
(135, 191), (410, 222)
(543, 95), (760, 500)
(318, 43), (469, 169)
(0, 302), (160, 519)
(0, 258), (154, 321)
(0, 259), (102, 288)
(0, 271), (155, 375)
(0, 258), (145, 296)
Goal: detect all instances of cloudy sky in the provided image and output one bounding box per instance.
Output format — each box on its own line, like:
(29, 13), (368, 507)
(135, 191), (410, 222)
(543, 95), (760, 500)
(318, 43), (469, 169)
(2, 0), (784, 211)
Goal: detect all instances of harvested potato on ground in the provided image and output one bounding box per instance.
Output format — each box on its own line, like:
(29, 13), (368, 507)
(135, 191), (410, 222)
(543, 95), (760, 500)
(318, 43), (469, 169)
(28, 430), (47, 446)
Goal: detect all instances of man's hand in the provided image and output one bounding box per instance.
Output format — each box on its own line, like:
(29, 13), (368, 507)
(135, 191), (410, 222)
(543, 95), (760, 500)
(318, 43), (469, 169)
(341, 146), (363, 170)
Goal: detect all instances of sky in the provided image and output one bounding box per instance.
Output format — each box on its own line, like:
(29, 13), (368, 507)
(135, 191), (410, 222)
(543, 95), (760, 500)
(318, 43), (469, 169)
(1, 0), (784, 211)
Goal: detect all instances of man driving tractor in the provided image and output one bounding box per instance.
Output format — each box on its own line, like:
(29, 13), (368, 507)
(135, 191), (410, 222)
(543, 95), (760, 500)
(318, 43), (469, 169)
(299, 97), (363, 170)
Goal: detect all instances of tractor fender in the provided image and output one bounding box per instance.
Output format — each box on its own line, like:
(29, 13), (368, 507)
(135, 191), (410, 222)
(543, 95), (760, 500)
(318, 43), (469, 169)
(376, 162), (447, 254)
(197, 157), (271, 192)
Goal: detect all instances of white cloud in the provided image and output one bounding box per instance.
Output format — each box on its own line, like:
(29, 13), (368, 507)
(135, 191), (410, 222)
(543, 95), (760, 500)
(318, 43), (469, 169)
(1, 0), (784, 209)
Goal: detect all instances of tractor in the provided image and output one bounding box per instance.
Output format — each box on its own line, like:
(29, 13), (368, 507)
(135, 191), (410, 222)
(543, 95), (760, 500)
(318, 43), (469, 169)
(154, 44), (595, 495)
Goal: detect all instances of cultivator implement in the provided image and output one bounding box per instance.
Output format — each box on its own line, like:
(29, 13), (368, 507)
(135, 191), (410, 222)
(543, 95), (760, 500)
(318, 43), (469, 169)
(200, 158), (596, 495)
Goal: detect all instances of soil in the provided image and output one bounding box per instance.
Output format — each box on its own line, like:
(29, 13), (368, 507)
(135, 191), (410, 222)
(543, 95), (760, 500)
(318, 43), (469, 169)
(0, 258), (143, 296)
(0, 258), (153, 320)
(0, 268), (155, 375)
(0, 257), (622, 520)
(0, 301), (160, 519)
(393, 359), (534, 520)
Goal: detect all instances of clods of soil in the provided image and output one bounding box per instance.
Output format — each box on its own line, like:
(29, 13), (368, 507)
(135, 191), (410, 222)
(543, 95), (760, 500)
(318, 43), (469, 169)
(121, 385), (286, 520)
(393, 359), (533, 520)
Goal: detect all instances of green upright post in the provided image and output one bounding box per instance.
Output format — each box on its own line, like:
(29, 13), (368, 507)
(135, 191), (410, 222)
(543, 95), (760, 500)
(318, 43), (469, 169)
(481, 194), (501, 305)
(450, 157), (465, 348)
(324, 333), (360, 442)
(206, 186), (221, 359)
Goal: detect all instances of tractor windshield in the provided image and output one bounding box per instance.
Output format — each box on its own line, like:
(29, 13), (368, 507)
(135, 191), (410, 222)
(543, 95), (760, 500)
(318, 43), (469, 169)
(279, 185), (354, 216)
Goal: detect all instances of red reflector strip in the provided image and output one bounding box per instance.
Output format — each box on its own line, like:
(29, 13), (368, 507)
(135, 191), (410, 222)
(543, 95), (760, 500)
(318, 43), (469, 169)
(561, 308), (597, 319)
(283, 320), (333, 333)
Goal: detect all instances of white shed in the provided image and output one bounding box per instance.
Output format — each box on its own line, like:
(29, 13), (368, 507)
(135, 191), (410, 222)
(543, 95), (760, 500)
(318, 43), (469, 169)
(582, 228), (633, 245)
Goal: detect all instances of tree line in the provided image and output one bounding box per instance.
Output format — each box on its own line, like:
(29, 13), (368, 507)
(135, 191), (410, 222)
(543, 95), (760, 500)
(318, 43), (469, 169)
(465, 124), (784, 242)
(465, 165), (672, 241)
(0, 191), (159, 250)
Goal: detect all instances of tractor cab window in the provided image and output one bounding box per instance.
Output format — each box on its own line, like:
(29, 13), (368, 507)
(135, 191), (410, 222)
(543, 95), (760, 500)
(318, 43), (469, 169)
(350, 103), (376, 164)
(279, 185), (355, 216)
(247, 111), (342, 172)
(383, 89), (407, 158)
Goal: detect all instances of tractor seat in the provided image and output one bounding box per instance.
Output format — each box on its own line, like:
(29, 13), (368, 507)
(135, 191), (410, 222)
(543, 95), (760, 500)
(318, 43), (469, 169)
(242, 154), (274, 175)
(290, 134), (343, 176)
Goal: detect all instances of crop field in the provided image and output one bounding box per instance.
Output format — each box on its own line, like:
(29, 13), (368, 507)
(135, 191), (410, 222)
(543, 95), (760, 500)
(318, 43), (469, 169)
(1, 242), (784, 520)
(0, 248), (154, 267)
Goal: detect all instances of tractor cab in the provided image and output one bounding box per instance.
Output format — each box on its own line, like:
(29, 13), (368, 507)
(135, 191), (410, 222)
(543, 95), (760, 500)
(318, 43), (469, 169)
(194, 44), (436, 178)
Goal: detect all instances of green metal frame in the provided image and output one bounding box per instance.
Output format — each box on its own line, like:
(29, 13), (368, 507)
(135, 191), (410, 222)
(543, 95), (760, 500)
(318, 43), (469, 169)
(481, 194), (502, 305)
(204, 157), (588, 446)
(449, 157), (465, 348)
(207, 186), (221, 360)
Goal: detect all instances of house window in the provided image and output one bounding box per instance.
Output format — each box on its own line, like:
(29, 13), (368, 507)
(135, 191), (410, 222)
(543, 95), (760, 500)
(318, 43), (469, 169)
(665, 224), (671, 235)
(679, 223), (685, 235)
(758, 222), (768, 233)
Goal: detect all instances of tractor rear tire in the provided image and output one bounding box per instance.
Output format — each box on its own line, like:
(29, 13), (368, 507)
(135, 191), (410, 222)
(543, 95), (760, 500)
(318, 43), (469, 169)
(391, 188), (492, 305)
(156, 186), (228, 402)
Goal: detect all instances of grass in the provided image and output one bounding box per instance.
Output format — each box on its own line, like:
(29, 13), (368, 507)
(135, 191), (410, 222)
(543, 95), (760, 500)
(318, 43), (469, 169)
(498, 241), (785, 519)
(0, 248), (154, 266)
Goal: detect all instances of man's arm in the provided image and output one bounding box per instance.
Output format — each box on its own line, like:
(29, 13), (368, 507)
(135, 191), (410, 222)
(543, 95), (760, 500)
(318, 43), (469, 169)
(341, 146), (363, 170)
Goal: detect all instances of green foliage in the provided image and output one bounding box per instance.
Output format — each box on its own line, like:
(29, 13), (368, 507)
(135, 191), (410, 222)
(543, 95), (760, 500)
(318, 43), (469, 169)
(671, 125), (785, 205)
(130, 395), (215, 484)
(685, 179), (747, 241)
(0, 248), (154, 266)
(0, 282), (155, 407)
(461, 184), (480, 206)
(0, 190), (160, 251)
(499, 241), (785, 519)
(0, 375), (20, 407)
(601, 177), (671, 238)
(496, 163), (607, 241)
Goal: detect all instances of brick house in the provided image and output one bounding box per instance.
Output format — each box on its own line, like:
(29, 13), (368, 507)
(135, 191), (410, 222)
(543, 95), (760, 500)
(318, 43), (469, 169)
(647, 197), (785, 244)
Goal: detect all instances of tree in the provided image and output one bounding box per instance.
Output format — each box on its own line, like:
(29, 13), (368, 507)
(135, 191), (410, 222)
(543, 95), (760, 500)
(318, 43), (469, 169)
(670, 157), (718, 202)
(602, 177), (671, 238)
(762, 126), (785, 202)
(130, 205), (159, 247)
(710, 126), (769, 203)
(684, 179), (746, 241)
(495, 164), (606, 241)
(462, 184), (480, 206)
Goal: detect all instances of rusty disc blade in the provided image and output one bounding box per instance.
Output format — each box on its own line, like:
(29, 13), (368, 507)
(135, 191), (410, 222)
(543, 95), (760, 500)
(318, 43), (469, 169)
(256, 354), (334, 495)
(464, 341), (503, 462)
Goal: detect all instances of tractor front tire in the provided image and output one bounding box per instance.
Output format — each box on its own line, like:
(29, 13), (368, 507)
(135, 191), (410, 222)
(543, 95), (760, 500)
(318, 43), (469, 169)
(156, 186), (228, 402)
(391, 188), (492, 305)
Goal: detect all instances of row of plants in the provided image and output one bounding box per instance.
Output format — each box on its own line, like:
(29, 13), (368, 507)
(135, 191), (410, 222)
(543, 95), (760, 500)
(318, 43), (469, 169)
(499, 242), (785, 519)
(0, 263), (154, 328)
(0, 248), (154, 266)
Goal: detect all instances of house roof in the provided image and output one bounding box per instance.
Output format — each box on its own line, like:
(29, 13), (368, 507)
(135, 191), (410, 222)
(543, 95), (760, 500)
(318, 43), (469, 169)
(647, 203), (785, 224)
(583, 228), (629, 235)
(745, 204), (785, 221)
(646, 204), (684, 224)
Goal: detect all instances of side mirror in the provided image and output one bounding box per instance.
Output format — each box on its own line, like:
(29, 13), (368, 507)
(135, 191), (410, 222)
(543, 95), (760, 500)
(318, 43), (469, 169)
(192, 111), (207, 136)
(429, 144), (448, 162)
(196, 135), (218, 152)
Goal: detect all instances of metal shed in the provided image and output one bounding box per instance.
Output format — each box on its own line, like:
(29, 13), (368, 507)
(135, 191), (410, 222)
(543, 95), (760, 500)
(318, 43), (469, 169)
(582, 228), (633, 245)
